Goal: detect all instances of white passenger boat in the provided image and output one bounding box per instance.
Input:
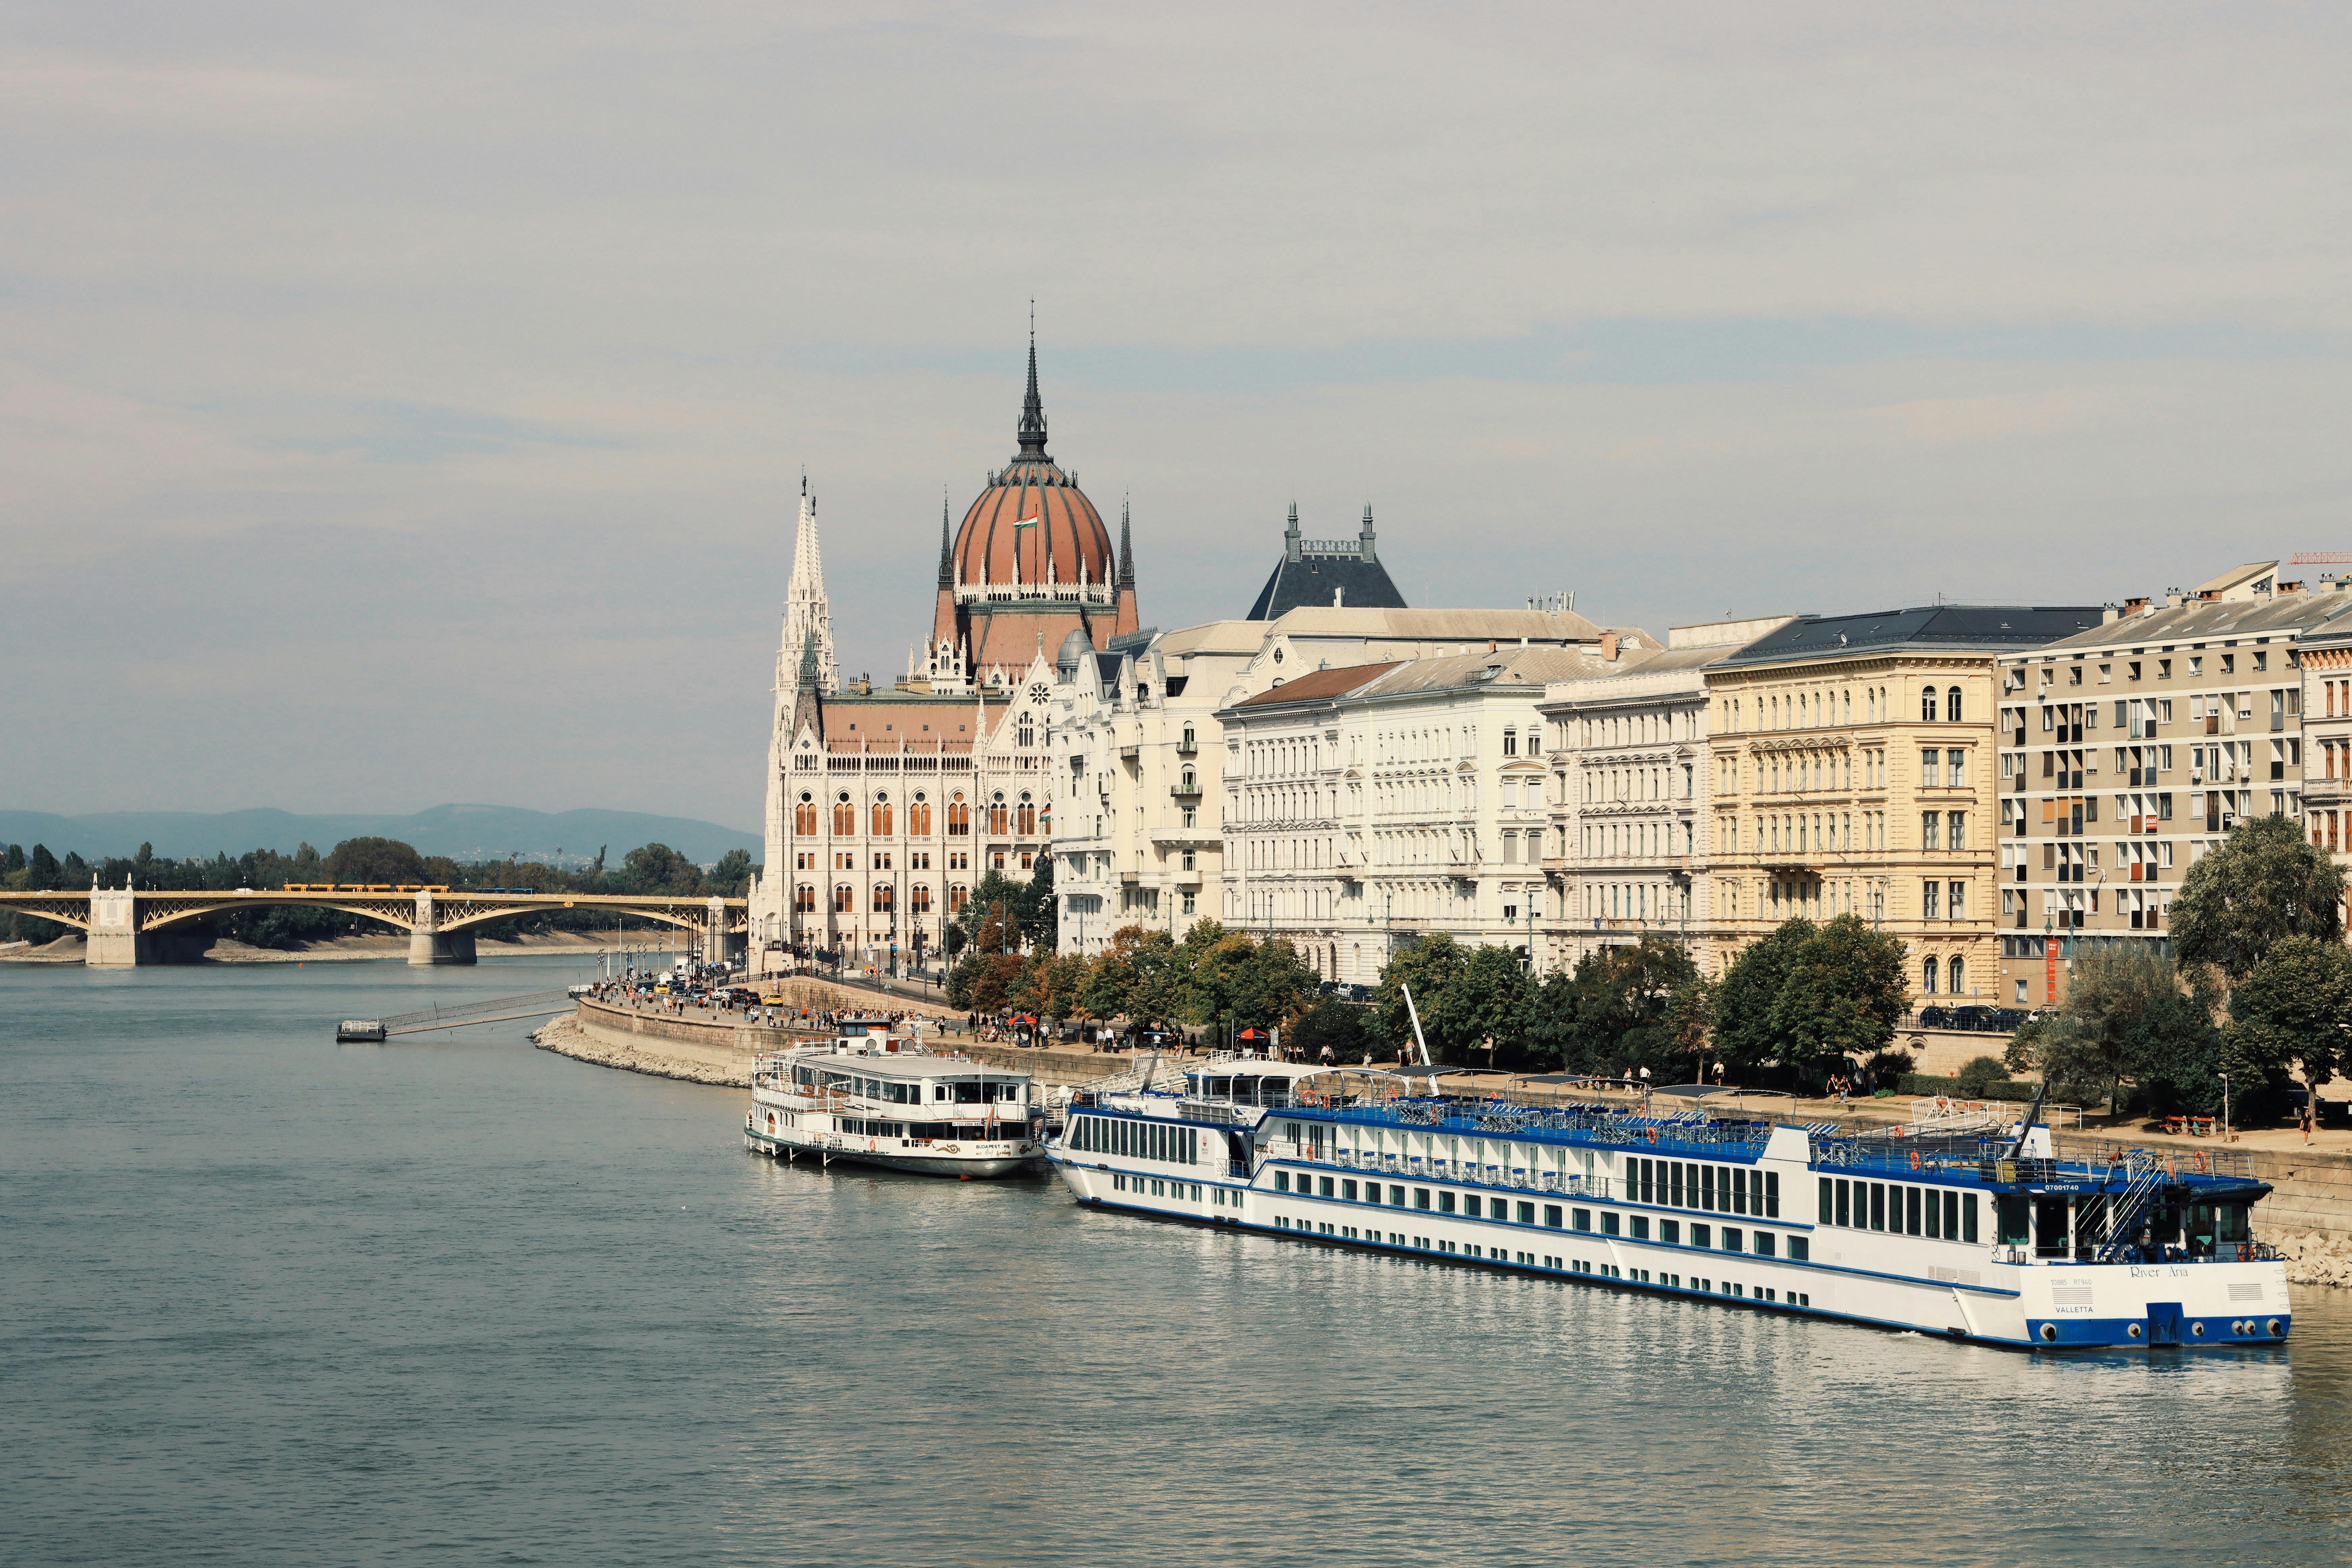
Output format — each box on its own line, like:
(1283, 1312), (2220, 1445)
(743, 1016), (1044, 1178)
(1049, 1060), (2292, 1351)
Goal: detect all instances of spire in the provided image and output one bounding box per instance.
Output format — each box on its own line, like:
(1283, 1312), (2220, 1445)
(1118, 494), (1135, 589)
(1284, 501), (1302, 564)
(1015, 303), (1048, 459)
(1359, 501), (1378, 564)
(778, 476), (838, 698)
(799, 628), (819, 687)
(937, 488), (954, 588)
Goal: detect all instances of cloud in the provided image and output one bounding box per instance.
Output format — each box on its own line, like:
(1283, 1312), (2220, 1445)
(2, 2), (2349, 824)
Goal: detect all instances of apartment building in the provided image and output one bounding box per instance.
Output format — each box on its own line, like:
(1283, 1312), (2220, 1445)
(1049, 605), (1623, 955)
(1536, 617), (1795, 975)
(1216, 645), (1617, 984)
(1704, 604), (2104, 1002)
(2298, 610), (2352, 877)
(1994, 577), (2352, 1007)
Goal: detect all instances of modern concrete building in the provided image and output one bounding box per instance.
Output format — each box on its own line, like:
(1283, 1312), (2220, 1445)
(1993, 573), (2352, 1007)
(1537, 617), (1796, 975)
(1702, 603), (2105, 1003)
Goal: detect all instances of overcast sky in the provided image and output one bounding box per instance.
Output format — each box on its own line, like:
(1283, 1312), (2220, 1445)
(6, 3), (2349, 832)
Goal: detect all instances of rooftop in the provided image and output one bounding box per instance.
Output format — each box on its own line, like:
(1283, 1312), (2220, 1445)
(2027, 589), (2352, 656)
(1709, 605), (2107, 670)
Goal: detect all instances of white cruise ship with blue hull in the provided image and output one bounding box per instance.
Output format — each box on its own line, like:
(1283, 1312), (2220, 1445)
(1049, 1061), (2291, 1351)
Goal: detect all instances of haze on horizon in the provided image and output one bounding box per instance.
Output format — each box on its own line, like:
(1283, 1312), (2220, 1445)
(5, 3), (2349, 832)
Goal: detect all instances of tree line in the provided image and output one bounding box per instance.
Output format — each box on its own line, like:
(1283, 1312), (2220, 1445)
(1, 836), (754, 947)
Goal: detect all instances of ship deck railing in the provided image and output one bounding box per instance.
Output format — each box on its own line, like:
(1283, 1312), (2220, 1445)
(1811, 1135), (2258, 1186)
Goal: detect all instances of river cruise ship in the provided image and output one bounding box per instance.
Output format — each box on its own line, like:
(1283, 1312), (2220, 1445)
(1049, 1061), (2291, 1351)
(744, 1017), (1044, 1178)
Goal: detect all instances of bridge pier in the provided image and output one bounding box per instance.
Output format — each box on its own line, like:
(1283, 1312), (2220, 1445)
(407, 929), (478, 966)
(86, 881), (149, 967)
(408, 891), (476, 966)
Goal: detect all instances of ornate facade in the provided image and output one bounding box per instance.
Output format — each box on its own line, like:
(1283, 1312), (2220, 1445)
(745, 339), (1132, 976)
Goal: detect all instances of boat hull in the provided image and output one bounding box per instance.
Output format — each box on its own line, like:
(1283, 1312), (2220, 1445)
(748, 1126), (1040, 1179)
(1049, 1156), (2291, 1352)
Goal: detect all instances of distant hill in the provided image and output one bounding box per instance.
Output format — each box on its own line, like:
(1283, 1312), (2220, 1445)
(0, 805), (761, 870)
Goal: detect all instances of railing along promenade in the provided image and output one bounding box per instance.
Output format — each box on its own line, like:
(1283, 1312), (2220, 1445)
(0, 885), (748, 967)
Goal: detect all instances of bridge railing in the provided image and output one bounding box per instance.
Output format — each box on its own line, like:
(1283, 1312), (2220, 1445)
(379, 990), (575, 1032)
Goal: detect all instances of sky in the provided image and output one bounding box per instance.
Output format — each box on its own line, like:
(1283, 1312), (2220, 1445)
(5, 2), (2350, 832)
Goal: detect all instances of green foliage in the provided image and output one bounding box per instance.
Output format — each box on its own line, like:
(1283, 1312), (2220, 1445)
(322, 837), (430, 886)
(2221, 932), (2352, 1116)
(2006, 945), (2225, 1116)
(1524, 937), (1697, 1076)
(705, 848), (754, 897)
(620, 842), (702, 896)
(954, 868), (1055, 956)
(1768, 915), (1910, 1069)
(1373, 934), (1467, 1059)
(1291, 1000), (1374, 1063)
(1436, 943), (1536, 1067)
(2169, 814), (2345, 985)
(1902, 1069), (2041, 1101)
(29, 843), (60, 888)
(1860, 1049), (1914, 1091)
(1956, 1055), (2009, 1098)
(946, 951), (1023, 1012)
(1712, 918), (1814, 1070)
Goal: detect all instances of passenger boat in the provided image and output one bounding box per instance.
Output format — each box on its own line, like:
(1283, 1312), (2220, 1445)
(743, 1016), (1044, 1178)
(1049, 1060), (2291, 1350)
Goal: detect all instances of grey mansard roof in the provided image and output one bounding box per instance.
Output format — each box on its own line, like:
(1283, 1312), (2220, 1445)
(1708, 604), (2106, 669)
(1244, 502), (1408, 619)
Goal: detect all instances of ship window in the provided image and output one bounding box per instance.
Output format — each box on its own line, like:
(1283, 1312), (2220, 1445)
(1463, 1195), (1482, 1218)
(1639, 1158), (1655, 1203)
(1754, 1232), (1777, 1258)
(1439, 1191), (1456, 1214)
(1320, 1176), (1336, 1198)
(1572, 1208), (1592, 1232)
(1942, 1191), (1959, 1239)
(1722, 1228), (1743, 1253)
(1389, 1186), (1405, 1206)
(1732, 1169), (1747, 1216)
(1788, 1236), (1809, 1262)
(1962, 1194), (1979, 1244)
(1691, 1224), (1711, 1249)
(1660, 1219), (1680, 1245)
(1834, 1179), (1850, 1228)
(1341, 1180), (1357, 1201)
(1907, 1187), (1923, 1236)
(1925, 1190), (1942, 1239)
(1411, 1188), (1430, 1210)
(1995, 1194), (2030, 1246)
(1764, 1172), (1780, 1219)
(1595, 1210), (1613, 1235)
(1870, 1183), (1887, 1232)
(1631, 1216), (1650, 1241)
(1517, 1202), (1536, 1224)
(1276, 1171), (1290, 1192)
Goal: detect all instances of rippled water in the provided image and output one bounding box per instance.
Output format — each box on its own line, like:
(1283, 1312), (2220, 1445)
(4, 959), (2349, 1567)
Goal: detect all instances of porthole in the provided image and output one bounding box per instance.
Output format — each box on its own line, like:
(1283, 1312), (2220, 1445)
(2189, 1321), (2205, 1338)
(2126, 1323), (2142, 1340)
(2039, 1323), (2058, 1342)
(2269, 1318), (2286, 1337)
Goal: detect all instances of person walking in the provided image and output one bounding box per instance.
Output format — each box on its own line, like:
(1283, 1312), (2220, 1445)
(2302, 1095), (2317, 1148)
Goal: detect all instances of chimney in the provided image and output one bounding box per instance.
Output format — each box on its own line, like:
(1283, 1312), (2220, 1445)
(2101, 603), (2120, 624)
(1489, 639), (1498, 653)
(1600, 633), (1619, 662)
(2124, 596), (2149, 616)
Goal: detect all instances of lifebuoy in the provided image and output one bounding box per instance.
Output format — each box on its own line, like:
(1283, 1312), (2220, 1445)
(2193, 1152), (2210, 1175)
(1908, 1150), (1922, 1171)
(1645, 1127), (1659, 1144)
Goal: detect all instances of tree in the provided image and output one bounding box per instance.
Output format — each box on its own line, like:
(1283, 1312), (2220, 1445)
(28, 844), (59, 889)
(2007, 945), (2228, 1116)
(1767, 915), (1909, 1073)
(1433, 943), (1537, 1068)
(1374, 934), (1467, 1060)
(619, 842), (702, 897)
(1711, 919), (1815, 1071)
(2222, 933), (2352, 1116)
(1664, 972), (1716, 1075)
(2169, 814), (2345, 985)
(706, 848), (754, 897)
(947, 951), (1023, 1012)
(1528, 938), (1696, 1076)
(1956, 1055), (2008, 1097)
(323, 837), (429, 886)
(1291, 999), (1374, 1063)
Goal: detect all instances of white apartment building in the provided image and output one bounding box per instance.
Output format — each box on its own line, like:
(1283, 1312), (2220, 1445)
(1048, 606), (1627, 955)
(1216, 644), (1629, 985)
(1538, 618), (1794, 974)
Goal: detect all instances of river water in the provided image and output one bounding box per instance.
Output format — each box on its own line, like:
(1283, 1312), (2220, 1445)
(4, 958), (2349, 1567)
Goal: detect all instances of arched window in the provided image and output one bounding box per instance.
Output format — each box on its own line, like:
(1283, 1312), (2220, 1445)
(794, 791), (817, 836)
(1015, 791), (1036, 836)
(1921, 686), (1938, 722)
(1181, 724), (1196, 752)
(909, 795), (932, 837)
(793, 884), (815, 913)
(833, 884), (854, 914)
(1946, 686), (1963, 723)
(988, 791), (1008, 836)
(871, 793), (893, 837)
(949, 884), (969, 912)
(947, 793), (969, 836)
(832, 792), (856, 835)
(873, 884), (894, 913)
(1921, 956), (1938, 995)
(1948, 955), (1966, 996)
(911, 885), (931, 914)
(1018, 716), (1035, 748)
(1179, 765), (1197, 795)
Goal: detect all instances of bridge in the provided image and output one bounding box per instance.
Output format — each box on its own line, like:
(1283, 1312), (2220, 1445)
(0, 884), (750, 967)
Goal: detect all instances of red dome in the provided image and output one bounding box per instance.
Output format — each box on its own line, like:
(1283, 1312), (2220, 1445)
(955, 456), (1112, 588)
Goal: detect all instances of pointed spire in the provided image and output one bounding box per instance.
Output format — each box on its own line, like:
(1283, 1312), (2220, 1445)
(1118, 494), (1135, 589)
(1359, 501), (1378, 565)
(937, 488), (954, 588)
(1284, 501), (1302, 564)
(799, 628), (819, 687)
(1015, 303), (1048, 459)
